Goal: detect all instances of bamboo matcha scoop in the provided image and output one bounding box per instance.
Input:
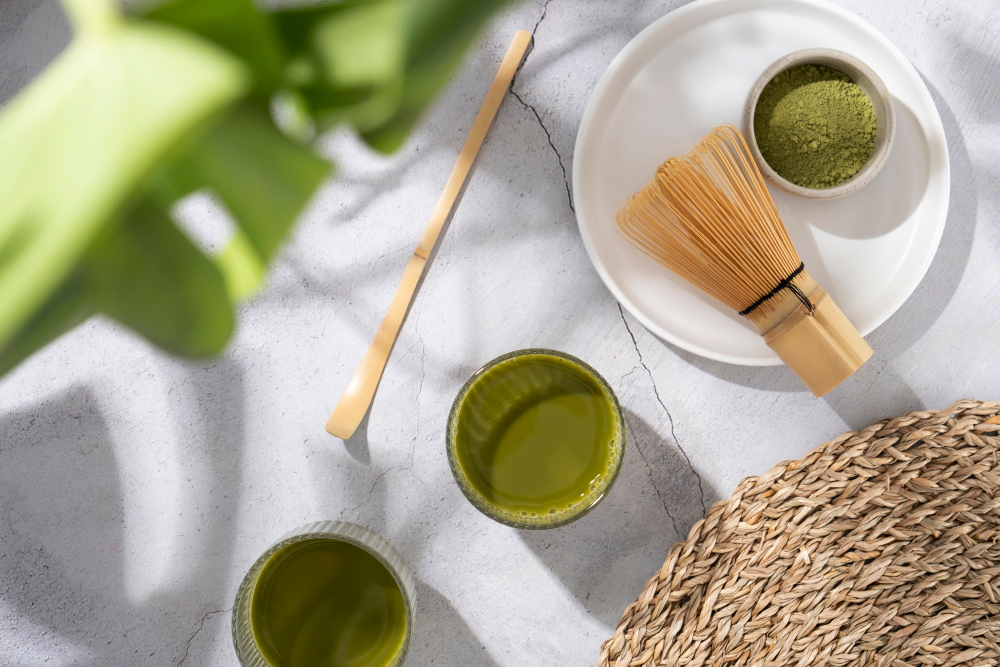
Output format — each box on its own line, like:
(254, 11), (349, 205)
(326, 30), (533, 439)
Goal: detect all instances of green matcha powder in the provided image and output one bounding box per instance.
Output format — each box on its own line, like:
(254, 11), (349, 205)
(754, 64), (877, 189)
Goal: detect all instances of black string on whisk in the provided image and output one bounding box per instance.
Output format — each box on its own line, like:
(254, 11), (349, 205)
(737, 262), (815, 317)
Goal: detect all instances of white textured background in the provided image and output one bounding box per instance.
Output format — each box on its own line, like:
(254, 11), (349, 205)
(0, 0), (997, 665)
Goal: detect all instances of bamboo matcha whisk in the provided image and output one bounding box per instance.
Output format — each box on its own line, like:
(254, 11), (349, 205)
(615, 125), (872, 396)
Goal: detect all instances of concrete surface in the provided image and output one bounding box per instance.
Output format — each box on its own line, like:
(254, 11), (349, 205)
(0, 0), (997, 664)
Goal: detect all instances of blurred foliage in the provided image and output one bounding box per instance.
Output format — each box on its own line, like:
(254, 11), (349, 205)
(0, 0), (509, 376)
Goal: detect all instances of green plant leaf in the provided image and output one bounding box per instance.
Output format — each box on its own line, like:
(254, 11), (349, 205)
(359, 36), (469, 152)
(0, 274), (91, 376)
(142, 0), (286, 104)
(274, 0), (407, 133)
(0, 0), (510, 376)
(164, 103), (333, 298)
(314, 1), (406, 87)
(365, 0), (511, 152)
(183, 104), (333, 262)
(85, 201), (234, 357)
(273, 0), (510, 152)
(216, 229), (267, 302)
(0, 5), (248, 360)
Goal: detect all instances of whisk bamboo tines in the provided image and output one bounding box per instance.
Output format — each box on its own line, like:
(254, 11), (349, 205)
(616, 125), (872, 397)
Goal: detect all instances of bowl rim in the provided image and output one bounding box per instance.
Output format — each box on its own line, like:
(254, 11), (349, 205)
(446, 348), (627, 530)
(742, 47), (896, 199)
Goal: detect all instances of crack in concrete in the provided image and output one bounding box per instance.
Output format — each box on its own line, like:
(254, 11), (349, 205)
(618, 303), (708, 515)
(509, 89), (574, 213)
(176, 607), (230, 667)
(531, 0), (553, 37)
(619, 366), (641, 387)
(339, 470), (388, 520)
(508, 0), (574, 213)
(626, 416), (682, 537)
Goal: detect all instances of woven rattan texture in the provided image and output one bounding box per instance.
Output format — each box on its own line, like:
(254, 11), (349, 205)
(599, 400), (1000, 667)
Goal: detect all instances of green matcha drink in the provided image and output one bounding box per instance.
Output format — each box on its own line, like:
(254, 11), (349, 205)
(448, 350), (625, 528)
(232, 522), (415, 667)
(250, 540), (407, 667)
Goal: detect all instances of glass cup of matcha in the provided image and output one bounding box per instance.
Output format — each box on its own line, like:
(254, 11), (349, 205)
(232, 521), (416, 667)
(447, 349), (626, 529)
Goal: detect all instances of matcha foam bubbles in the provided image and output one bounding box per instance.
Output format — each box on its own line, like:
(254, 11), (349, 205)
(754, 64), (877, 189)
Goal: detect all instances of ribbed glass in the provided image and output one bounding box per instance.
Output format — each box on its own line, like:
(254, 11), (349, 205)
(231, 521), (416, 667)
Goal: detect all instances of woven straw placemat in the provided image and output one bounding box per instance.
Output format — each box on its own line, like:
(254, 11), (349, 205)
(599, 400), (1000, 667)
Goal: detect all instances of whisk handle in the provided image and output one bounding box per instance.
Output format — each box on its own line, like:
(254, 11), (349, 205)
(764, 288), (872, 397)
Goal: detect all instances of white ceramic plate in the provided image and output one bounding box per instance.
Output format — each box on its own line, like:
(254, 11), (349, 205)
(573, 0), (950, 365)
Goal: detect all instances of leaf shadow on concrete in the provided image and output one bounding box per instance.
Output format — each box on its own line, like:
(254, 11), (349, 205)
(0, 358), (247, 665)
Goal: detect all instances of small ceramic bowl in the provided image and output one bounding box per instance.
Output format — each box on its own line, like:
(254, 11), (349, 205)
(446, 349), (626, 530)
(232, 520), (416, 667)
(743, 48), (896, 199)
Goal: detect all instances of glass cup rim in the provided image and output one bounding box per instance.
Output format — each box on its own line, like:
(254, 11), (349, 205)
(446, 348), (627, 530)
(231, 520), (416, 667)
